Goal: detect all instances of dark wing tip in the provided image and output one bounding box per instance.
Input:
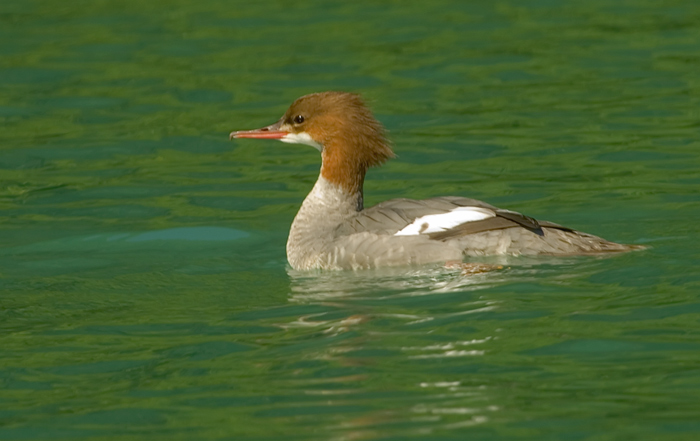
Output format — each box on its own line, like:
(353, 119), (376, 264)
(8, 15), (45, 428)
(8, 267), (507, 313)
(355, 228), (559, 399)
(495, 209), (544, 235)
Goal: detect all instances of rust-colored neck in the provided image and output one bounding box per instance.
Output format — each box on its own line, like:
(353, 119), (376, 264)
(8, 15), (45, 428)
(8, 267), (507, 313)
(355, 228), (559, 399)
(320, 140), (367, 202)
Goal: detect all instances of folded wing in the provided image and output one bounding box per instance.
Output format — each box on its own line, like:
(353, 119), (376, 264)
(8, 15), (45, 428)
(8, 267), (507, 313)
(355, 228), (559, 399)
(335, 196), (570, 240)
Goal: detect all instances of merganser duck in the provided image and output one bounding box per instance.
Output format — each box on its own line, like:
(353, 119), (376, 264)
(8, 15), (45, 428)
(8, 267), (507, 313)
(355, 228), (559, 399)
(230, 91), (640, 270)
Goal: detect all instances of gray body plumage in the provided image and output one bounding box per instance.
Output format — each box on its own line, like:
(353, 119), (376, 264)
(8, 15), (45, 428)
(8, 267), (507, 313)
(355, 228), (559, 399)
(286, 177), (635, 270)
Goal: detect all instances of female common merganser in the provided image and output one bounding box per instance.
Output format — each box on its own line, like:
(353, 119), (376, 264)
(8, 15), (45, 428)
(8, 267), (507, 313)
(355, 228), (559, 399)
(230, 92), (640, 270)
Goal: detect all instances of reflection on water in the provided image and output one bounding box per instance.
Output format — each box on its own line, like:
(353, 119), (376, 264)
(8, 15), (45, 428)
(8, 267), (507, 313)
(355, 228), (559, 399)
(279, 259), (600, 436)
(283, 266), (506, 436)
(288, 265), (493, 301)
(287, 255), (603, 302)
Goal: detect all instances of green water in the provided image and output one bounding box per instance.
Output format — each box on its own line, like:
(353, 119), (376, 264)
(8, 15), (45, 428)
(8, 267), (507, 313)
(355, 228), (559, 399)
(1, 0), (699, 439)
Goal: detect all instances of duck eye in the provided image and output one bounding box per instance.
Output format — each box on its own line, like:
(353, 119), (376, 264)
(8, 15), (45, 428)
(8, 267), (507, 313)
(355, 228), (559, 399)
(293, 115), (305, 124)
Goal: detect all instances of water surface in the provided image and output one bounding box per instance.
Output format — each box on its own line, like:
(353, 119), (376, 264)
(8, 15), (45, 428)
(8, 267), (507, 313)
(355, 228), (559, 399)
(1, 0), (699, 440)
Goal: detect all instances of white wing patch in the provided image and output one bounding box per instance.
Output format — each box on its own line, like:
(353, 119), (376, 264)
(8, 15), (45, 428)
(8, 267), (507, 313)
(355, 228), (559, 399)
(281, 132), (323, 151)
(394, 207), (495, 236)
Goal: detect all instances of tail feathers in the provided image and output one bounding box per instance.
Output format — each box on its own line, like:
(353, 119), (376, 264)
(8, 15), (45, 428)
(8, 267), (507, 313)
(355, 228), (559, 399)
(546, 228), (645, 255)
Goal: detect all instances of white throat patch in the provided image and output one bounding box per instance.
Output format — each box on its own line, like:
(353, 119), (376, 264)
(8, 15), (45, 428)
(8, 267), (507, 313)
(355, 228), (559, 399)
(281, 132), (323, 151)
(394, 207), (495, 236)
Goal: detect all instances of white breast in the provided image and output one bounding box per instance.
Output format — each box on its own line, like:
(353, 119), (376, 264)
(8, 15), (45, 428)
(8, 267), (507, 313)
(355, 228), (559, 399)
(394, 207), (495, 236)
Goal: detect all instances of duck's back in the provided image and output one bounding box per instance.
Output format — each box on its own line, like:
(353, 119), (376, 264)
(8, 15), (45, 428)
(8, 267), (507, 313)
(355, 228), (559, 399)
(334, 196), (638, 260)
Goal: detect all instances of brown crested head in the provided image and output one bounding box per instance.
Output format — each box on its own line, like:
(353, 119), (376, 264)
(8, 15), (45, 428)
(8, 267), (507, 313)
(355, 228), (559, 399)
(231, 91), (394, 196)
(280, 92), (394, 194)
